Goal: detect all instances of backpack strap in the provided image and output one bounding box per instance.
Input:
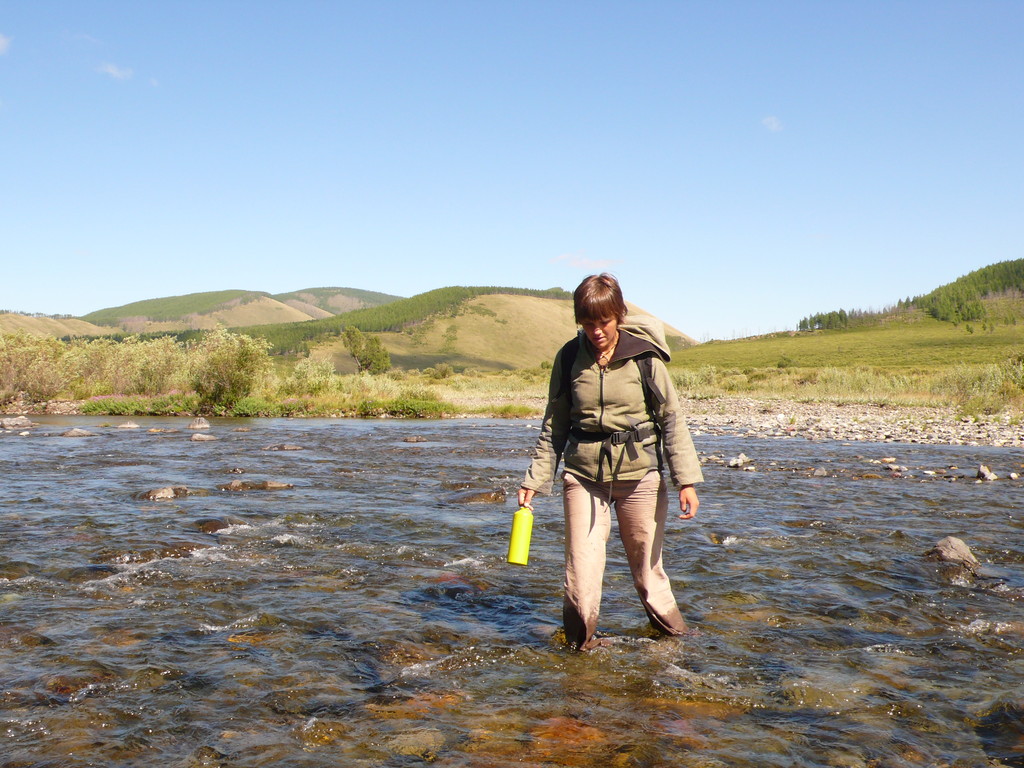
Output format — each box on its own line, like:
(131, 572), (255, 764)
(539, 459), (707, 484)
(636, 354), (666, 416)
(555, 335), (581, 402)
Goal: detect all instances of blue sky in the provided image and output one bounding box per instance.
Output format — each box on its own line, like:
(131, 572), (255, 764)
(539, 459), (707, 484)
(1, 1), (1021, 341)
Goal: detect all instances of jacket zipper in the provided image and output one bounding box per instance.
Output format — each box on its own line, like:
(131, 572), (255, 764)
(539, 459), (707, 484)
(598, 366), (606, 431)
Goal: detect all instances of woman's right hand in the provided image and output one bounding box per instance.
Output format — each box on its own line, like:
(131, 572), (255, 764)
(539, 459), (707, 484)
(517, 487), (535, 509)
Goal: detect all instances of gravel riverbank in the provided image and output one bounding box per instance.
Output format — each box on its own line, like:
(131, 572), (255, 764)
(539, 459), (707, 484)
(682, 396), (1023, 448)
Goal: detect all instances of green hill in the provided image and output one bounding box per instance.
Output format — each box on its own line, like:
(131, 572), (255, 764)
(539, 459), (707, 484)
(682, 259), (1024, 372)
(241, 286), (696, 370)
(912, 258), (1024, 325)
(242, 286), (574, 356)
(676, 309), (1020, 370)
(272, 287), (403, 316)
(798, 258), (1024, 332)
(76, 286), (406, 334)
(81, 290), (269, 326)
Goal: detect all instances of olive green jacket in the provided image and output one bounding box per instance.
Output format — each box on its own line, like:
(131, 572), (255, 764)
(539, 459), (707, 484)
(522, 315), (704, 493)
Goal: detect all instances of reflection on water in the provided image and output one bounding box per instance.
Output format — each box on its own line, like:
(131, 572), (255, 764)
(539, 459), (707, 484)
(1, 416), (1022, 767)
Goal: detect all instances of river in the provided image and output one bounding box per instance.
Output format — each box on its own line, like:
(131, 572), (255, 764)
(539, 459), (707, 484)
(1, 416), (1022, 767)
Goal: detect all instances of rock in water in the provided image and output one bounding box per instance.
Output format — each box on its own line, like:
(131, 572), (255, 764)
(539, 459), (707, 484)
(976, 464), (998, 481)
(924, 536), (980, 569)
(61, 428), (96, 438)
(1, 416), (37, 429)
(728, 453), (750, 468)
(191, 433), (218, 442)
(140, 486), (189, 501)
(187, 417), (210, 430)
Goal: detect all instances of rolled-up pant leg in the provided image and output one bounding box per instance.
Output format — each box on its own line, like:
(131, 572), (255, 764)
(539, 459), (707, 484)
(614, 471), (688, 636)
(561, 472), (611, 650)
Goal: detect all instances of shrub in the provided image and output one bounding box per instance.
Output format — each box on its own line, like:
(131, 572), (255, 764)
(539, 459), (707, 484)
(0, 332), (75, 400)
(287, 357), (337, 395)
(356, 398), (449, 418)
(189, 328), (273, 410)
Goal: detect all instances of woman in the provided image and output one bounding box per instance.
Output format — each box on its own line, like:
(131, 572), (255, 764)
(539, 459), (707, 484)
(518, 273), (703, 651)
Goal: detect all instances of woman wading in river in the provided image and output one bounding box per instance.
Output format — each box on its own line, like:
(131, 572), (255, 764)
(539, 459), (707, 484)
(518, 273), (703, 651)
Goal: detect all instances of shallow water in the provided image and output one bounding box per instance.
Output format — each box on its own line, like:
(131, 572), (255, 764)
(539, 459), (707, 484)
(1, 416), (1022, 767)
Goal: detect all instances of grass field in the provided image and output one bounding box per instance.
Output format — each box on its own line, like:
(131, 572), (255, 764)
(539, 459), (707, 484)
(675, 311), (1023, 370)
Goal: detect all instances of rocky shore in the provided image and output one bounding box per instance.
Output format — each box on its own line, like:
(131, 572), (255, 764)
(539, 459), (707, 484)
(683, 396), (1023, 448)
(3, 395), (1022, 448)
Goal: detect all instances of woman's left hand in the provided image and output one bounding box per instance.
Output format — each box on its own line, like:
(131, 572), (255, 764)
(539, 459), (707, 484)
(678, 485), (699, 520)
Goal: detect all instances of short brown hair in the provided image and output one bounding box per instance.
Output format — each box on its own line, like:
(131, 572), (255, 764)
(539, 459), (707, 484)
(573, 273), (627, 325)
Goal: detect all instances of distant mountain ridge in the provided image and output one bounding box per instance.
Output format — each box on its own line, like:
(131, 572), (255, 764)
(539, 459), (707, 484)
(74, 287), (404, 333)
(0, 285), (698, 373)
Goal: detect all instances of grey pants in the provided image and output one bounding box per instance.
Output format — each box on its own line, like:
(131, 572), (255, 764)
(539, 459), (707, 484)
(562, 471), (688, 650)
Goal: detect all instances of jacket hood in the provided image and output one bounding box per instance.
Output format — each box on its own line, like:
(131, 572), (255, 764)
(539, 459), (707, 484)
(617, 314), (671, 362)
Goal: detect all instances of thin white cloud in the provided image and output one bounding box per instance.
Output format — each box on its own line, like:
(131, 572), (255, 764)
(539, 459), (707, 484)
(0, 34), (12, 55)
(98, 62), (133, 80)
(762, 116), (783, 132)
(551, 252), (620, 271)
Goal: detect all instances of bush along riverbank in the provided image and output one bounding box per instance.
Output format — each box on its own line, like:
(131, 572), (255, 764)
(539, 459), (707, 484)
(2, 328), (1021, 436)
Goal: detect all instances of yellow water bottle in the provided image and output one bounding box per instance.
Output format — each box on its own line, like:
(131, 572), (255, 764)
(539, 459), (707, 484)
(507, 506), (533, 566)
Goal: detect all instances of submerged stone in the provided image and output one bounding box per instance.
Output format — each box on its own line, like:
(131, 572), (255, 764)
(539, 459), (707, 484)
(447, 488), (507, 504)
(383, 728), (446, 759)
(217, 479), (293, 491)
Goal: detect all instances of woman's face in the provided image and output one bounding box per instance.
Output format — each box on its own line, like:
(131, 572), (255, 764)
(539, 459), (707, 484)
(580, 316), (619, 352)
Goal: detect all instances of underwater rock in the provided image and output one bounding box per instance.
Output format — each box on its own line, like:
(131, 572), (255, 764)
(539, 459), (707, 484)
(383, 728), (446, 759)
(263, 443), (303, 451)
(194, 517), (244, 534)
(218, 479), (293, 491)
(294, 718), (349, 747)
(187, 417), (210, 430)
(403, 435), (428, 443)
(190, 432), (217, 442)
(184, 745), (229, 767)
(924, 536), (979, 570)
(60, 428), (96, 437)
(447, 488), (507, 504)
(117, 421), (140, 429)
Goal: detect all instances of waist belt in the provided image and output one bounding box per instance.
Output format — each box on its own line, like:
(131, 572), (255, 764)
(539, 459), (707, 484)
(571, 423), (658, 446)
(571, 422), (659, 479)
